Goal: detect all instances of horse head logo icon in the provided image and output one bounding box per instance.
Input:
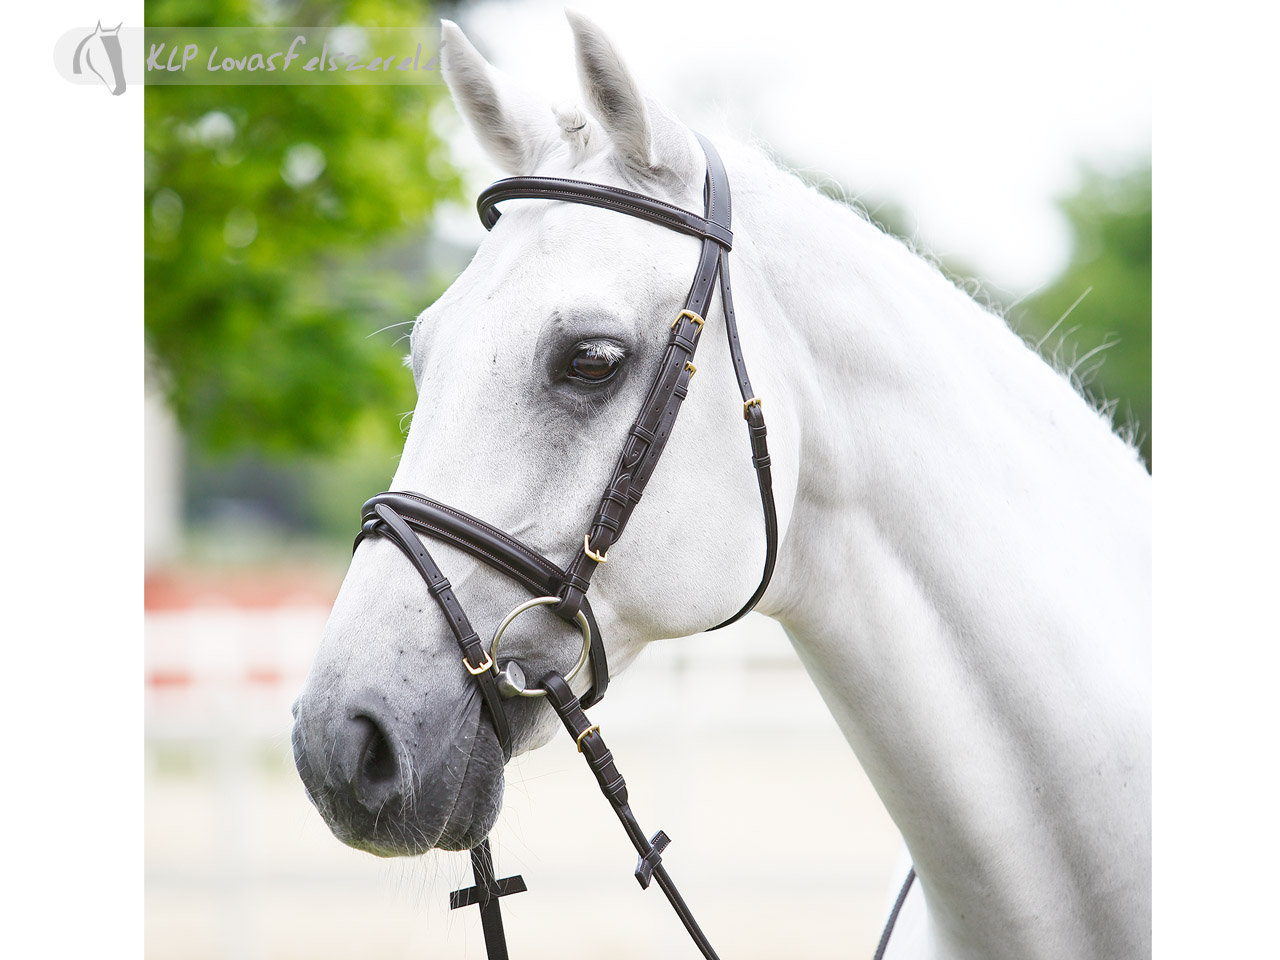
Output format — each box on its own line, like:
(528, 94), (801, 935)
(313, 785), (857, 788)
(73, 21), (126, 96)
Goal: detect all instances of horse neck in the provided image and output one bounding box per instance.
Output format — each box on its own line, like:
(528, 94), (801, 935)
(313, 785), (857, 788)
(728, 148), (1151, 959)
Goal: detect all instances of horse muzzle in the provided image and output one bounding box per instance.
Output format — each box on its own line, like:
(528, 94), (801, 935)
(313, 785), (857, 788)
(291, 684), (504, 855)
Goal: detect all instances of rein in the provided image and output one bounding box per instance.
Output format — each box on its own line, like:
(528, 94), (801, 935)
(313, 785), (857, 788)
(352, 134), (910, 958)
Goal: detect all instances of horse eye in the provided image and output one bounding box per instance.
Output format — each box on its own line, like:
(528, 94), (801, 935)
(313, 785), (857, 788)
(568, 347), (621, 383)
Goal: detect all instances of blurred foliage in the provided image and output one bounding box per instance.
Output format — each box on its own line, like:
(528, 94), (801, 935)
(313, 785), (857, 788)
(1020, 162), (1152, 469)
(183, 420), (405, 549)
(145, 0), (462, 455)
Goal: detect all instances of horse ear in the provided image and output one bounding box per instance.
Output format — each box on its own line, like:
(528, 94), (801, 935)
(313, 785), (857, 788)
(565, 11), (656, 171)
(439, 20), (554, 175)
(565, 12), (700, 184)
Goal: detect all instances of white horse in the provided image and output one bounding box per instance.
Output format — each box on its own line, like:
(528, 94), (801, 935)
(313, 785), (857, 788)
(292, 14), (1151, 960)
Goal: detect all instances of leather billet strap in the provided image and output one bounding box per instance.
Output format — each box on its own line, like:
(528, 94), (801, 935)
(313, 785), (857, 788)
(356, 491), (609, 708)
(478, 133), (778, 631)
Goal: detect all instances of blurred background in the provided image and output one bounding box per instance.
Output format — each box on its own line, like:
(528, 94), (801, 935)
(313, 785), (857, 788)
(144, 0), (1151, 957)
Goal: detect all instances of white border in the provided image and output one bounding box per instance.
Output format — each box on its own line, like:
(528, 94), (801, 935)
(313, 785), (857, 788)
(6, 3), (142, 954)
(1154, 3), (1278, 955)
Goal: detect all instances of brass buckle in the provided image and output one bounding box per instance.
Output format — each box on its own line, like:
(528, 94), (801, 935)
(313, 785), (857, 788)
(743, 396), (762, 419)
(575, 725), (600, 753)
(671, 309), (705, 331)
(584, 533), (608, 563)
(684, 361), (697, 377)
(463, 651), (495, 675)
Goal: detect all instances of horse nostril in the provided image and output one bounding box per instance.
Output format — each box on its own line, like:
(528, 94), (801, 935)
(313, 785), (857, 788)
(348, 715), (401, 808)
(357, 716), (397, 785)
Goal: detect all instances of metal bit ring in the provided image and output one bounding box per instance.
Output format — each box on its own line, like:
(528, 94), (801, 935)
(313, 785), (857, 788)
(489, 596), (591, 698)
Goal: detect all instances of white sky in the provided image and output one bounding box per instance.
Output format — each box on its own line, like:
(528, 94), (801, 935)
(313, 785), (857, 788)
(446, 0), (1151, 298)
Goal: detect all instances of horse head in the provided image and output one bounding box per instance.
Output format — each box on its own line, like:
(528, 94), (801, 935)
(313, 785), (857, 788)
(73, 21), (126, 96)
(292, 14), (796, 856)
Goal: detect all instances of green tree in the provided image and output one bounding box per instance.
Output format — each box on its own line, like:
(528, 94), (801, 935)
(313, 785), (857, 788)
(1020, 162), (1152, 469)
(145, 0), (461, 454)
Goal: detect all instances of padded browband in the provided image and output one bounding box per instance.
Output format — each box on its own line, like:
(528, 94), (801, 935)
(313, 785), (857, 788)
(477, 177), (734, 249)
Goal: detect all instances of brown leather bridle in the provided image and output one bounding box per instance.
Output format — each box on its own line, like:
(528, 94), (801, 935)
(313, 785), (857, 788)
(355, 134), (776, 738)
(349, 135), (909, 958)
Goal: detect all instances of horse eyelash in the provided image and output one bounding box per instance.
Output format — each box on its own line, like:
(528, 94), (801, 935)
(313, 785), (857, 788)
(577, 339), (626, 363)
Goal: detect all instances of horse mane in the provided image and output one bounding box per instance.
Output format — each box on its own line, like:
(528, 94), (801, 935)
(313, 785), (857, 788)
(722, 135), (1146, 462)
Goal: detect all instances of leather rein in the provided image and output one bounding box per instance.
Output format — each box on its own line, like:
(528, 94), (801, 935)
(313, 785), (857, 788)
(352, 134), (910, 958)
